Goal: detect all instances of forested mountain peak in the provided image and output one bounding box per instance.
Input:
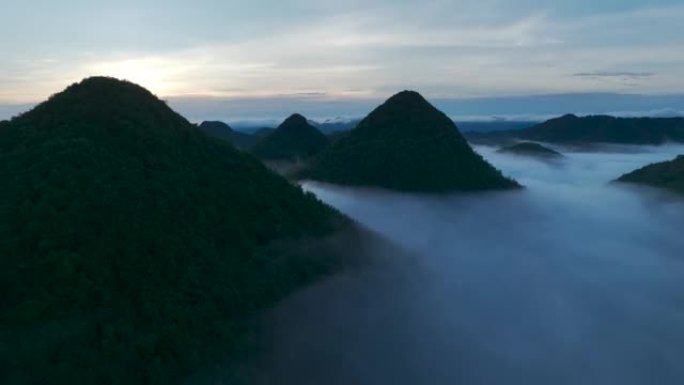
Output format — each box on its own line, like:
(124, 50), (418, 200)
(281, 113), (308, 126)
(0, 77), (352, 384)
(252, 113), (328, 160)
(12, 76), (189, 135)
(304, 91), (519, 192)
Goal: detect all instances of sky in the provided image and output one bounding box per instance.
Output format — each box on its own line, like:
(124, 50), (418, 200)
(2, 0), (684, 121)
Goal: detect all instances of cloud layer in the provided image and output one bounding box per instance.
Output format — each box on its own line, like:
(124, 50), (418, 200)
(252, 144), (684, 385)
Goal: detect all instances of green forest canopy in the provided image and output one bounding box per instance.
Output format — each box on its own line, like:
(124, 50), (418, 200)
(304, 90), (519, 192)
(0, 77), (354, 384)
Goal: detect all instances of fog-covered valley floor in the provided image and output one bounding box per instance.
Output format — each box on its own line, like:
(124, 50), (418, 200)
(253, 144), (684, 385)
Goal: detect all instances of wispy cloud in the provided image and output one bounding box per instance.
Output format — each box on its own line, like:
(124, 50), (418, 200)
(573, 71), (656, 79)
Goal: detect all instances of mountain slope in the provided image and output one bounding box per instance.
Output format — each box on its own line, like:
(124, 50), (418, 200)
(252, 113), (328, 160)
(0, 77), (357, 384)
(617, 155), (684, 195)
(197, 120), (259, 149)
(466, 114), (684, 145)
(304, 91), (519, 192)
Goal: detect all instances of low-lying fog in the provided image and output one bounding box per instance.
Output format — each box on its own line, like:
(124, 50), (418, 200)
(255, 144), (684, 385)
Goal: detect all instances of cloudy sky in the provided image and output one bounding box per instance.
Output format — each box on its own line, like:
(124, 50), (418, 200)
(2, 0), (684, 121)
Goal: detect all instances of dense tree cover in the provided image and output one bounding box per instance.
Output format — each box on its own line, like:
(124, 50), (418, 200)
(497, 142), (563, 158)
(251, 114), (328, 161)
(197, 121), (260, 149)
(466, 114), (684, 145)
(303, 91), (519, 192)
(617, 155), (684, 195)
(327, 130), (350, 144)
(0, 77), (353, 384)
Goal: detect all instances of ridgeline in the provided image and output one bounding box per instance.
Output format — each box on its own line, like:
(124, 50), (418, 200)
(467, 114), (684, 145)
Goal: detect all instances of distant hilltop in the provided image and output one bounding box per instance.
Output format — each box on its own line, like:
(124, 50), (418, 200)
(252, 113), (328, 161)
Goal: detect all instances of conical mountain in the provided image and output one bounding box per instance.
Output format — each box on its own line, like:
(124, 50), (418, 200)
(617, 155), (684, 195)
(304, 91), (519, 192)
(0, 77), (355, 383)
(252, 113), (328, 160)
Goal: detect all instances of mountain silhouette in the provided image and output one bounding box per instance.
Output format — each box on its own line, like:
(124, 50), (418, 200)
(304, 91), (519, 192)
(467, 114), (684, 145)
(197, 120), (260, 149)
(252, 113), (328, 160)
(0, 77), (361, 384)
(497, 142), (563, 158)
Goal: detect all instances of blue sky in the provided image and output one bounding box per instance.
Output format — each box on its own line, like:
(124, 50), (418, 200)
(1, 0), (683, 121)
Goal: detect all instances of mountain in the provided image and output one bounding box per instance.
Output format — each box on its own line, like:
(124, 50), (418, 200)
(0, 77), (364, 384)
(252, 113), (328, 161)
(497, 142), (563, 158)
(304, 91), (519, 192)
(617, 155), (684, 195)
(466, 114), (684, 145)
(197, 120), (259, 149)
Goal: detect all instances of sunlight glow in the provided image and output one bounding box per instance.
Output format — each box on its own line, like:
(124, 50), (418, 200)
(87, 57), (190, 97)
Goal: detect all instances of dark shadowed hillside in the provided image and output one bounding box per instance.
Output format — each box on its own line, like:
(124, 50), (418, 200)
(304, 91), (519, 192)
(0, 77), (364, 385)
(197, 120), (260, 149)
(466, 114), (684, 145)
(252, 113), (328, 161)
(617, 155), (684, 195)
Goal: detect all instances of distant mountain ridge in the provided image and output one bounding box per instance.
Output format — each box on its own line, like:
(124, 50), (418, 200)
(457, 120), (537, 133)
(466, 114), (684, 145)
(215, 117), (536, 137)
(197, 120), (260, 149)
(304, 90), (519, 192)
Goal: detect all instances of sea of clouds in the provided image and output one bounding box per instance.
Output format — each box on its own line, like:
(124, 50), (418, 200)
(252, 144), (684, 385)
